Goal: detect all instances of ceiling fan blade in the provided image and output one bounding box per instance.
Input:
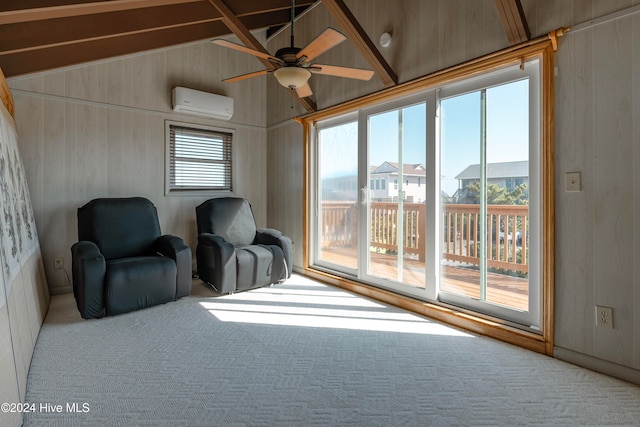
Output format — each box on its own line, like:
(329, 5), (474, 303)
(212, 39), (283, 65)
(296, 28), (347, 63)
(295, 83), (313, 98)
(222, 69), (272, 83)
(310, 64), (375, 81)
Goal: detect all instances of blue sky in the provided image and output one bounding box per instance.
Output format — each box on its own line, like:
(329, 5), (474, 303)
(319, 78), (529, 196)
(369, 102), (426, 167)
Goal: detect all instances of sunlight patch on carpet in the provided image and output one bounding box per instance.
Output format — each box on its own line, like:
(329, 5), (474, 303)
(199, 285), (473, 337)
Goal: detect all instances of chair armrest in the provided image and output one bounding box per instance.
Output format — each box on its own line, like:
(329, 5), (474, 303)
(157, 235), (192, 299)
(256, 228), (293, 278)
(71, 241), (106, 319)
(196, 233), (236, 293)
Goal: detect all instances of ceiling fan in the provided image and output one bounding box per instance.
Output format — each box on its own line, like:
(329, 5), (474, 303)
(211, 0), (375, 98)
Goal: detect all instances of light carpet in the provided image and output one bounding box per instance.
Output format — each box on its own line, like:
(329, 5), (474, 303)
(23, 274), (640, 426)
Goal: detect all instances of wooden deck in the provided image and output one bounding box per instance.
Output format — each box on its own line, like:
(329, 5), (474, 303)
(318, 246), (528, 311)
(321, 202), (530, 276)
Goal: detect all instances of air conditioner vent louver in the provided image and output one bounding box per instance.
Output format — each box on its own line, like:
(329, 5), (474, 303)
(172, 87), (234, 120)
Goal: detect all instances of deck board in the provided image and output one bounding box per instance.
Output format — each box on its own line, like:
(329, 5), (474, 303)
(318, 246), (528, 311)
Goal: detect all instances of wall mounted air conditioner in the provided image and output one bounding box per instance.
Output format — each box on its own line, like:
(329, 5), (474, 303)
(171, 87), (234, 120)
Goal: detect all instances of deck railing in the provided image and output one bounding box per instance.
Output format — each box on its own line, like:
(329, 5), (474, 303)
(320, 201), (358, 248)
(442, 203), (528, 274)
(369, 202), (426, 261)
(320, 201), (529, 274)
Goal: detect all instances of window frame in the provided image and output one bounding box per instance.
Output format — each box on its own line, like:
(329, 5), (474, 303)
(165, 120), (234, 196)
(300, 36), (556, 355)
(436, 60), (541, 328)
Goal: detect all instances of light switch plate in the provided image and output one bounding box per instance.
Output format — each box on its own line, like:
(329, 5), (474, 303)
(565, 172), (581, 192)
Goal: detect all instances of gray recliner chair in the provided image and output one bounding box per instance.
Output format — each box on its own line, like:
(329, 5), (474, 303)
(195, 197), (292, 294)
(71, 197), (192, 319)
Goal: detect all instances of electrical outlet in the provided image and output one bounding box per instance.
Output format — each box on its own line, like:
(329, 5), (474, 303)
(54, 257), (64, 270)
(595, 305), (613, 329)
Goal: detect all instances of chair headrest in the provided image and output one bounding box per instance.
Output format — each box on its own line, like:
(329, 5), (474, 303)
(195, 197), (256, 246)
(77, 197), (161, 260)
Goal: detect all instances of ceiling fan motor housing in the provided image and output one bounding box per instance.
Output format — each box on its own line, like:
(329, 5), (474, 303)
(275, 46), (304, 64)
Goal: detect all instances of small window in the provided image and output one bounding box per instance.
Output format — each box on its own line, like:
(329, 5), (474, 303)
(166, 122), (233, 194)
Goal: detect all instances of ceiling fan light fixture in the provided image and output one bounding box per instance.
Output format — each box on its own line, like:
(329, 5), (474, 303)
(274, 67), (311, 89)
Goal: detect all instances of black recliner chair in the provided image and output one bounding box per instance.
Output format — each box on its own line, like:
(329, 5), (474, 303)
(71, 197), (192, 319)
(195, 197), (292, 294)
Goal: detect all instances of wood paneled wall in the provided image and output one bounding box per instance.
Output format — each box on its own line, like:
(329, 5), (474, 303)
(0, 83), (49, 427)
(266, 0), (640, 380)
(267, 121), (305, 268)
(553, 1), (640, 372)
(4, 0), (640, 386)
(10, 37), (269, 294)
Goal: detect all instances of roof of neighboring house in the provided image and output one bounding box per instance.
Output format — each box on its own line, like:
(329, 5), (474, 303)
(370, 161), (426, 176)
(455, 160), (528, 180)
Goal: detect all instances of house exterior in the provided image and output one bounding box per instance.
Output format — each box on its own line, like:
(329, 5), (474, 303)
(369, 161), (426, 203)
(453, 160), (528, 203)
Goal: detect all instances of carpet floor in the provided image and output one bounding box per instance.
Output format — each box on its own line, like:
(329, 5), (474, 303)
(23, 274), (640, 426)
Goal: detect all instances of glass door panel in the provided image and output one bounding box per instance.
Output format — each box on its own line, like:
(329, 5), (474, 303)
(440, 92), (482, 299)
(366, 103), (426, 289)
(485, 80), (529, 312)
(439, 77), (532, 321)
(316, 121), (359, 272)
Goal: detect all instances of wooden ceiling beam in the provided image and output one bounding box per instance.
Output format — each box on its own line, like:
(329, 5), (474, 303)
(0, 6), (297, 77)
(0, 6), (296, 51)
(0, 0), (314, 25)
(0, 20), (230, 77)
(0, 0), (202, 24)
(0, 17), (219, 56)
(293, 91), (317, 112)
(206, 0), (316, 112)
(321, 0), (397, 87)
(206, 0), (274, 69)
(219, 1), (315, 17)
(0, 0), (316, 79)
(494, 0), (530, 44)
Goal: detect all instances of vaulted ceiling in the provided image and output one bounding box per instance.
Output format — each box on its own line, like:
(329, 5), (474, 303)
(0, 0), (529, 111)
(0, 0), (318, 77)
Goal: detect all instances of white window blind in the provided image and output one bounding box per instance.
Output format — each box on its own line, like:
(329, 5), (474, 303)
(168, 124), (232, 192)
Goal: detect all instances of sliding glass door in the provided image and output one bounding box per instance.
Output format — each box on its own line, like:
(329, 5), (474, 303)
(311, 58), (542, 330)
(313, 101), (428, 295)
(314, 117), (359, 275)
(438, 61), (540, 326)
(364, 102), (427, 291)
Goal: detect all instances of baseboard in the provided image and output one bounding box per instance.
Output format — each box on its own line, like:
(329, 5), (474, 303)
(554, 346), (640, 386)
